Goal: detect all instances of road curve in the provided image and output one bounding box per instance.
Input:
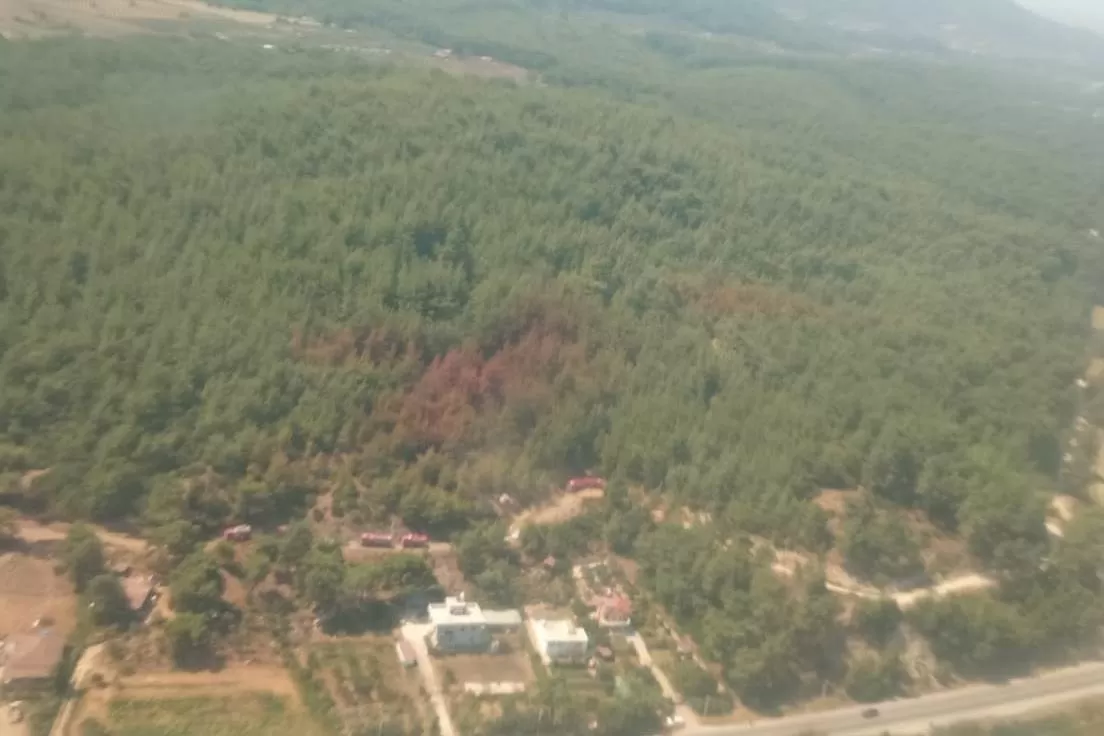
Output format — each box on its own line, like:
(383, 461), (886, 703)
(692, 661), (1104, 736)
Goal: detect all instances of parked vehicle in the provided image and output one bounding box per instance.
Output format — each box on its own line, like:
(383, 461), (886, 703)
(861, 707), (880, 719)
(400, 533), (429, 548)
(360, 532), (394, 548)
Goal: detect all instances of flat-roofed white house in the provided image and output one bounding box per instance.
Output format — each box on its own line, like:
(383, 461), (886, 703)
(532, 619), (589, 664)
(428, 595), (522, 652)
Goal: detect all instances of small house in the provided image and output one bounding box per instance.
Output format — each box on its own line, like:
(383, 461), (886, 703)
(597, 596), (632, 629)
(532, 620), (589, 664)
(427, 595), (521, 652)
(429, 596), (490, 651)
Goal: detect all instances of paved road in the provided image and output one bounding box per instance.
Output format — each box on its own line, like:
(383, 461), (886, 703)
(692, 661), (1104, 736)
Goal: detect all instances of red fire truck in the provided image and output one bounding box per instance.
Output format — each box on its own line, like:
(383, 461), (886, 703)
(399, 533), (429, 549)
(360, 532), (394, 548)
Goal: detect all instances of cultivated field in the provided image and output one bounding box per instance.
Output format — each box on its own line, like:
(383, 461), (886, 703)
(100, 693), (316, 736)
(69, 666), (310, 736)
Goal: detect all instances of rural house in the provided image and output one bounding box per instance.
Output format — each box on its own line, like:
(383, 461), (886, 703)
(531, 619), (589, 664)
(428, 595), (521, 652)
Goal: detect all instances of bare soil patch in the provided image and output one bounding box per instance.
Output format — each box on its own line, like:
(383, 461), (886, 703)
(1093, 306), (1104, 331)
(430, 55), (529, 82)
(510, 488), (603, 533)
(0, 552), (76, 638)
(0, 0), (279, 39)
(17, 520), (147, 556)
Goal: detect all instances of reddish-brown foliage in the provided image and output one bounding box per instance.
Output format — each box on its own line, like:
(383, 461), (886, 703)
(673, 277), (819, 318)
(290, 326), (419, 367)
(386, 329), (591, 451)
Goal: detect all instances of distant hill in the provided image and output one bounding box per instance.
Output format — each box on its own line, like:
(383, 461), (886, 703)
(551, 0), (1104, 65)
(776, 0), (1104, 63)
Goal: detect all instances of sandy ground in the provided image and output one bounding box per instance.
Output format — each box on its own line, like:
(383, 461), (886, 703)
(1093, 306), (1104, 331)
(17, 520), (147, 556)
(0, 553), (76, 638)
(0, 0), (281, 38)
(0, 708), (29, 736)
(509, 488), (604, 536)
(767, 541), (995, 610)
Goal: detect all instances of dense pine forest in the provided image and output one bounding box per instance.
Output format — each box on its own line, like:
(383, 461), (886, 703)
(3, 4), (1104, 713)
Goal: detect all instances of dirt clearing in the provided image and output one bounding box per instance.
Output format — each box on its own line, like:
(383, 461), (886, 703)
(0, 552), (76, 638)
(510, 488), (604, 534)
(0, 0), (280, 39)
(17, 519), (147, 556)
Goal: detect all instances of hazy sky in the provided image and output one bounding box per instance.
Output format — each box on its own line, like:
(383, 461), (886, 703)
(1018, 0), (1104, 32)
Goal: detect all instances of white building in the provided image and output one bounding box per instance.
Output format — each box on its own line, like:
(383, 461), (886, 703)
(532, 620), (589, 664)
(428, 596), (522, 652)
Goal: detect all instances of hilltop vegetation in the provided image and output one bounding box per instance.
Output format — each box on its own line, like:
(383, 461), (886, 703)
(1, 37), (1098, 531)
(2, 2), (1104, 714)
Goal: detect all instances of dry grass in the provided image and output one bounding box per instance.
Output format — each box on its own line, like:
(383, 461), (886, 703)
(102, 692), (319, 736)
(309, 636), (430, 732)
(429, 55), (529, 82)
(437, 635), (534, 688)
(69, 665), (308, 736)
(510, 488), (604, 532)
(1093, 306), (1104, 331)
(0, 0), (280, 38)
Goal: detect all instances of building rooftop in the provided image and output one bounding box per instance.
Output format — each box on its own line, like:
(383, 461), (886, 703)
(1, 630), (65, 682)
(536, 619), (589, 644)
(428, 596), (487, 626)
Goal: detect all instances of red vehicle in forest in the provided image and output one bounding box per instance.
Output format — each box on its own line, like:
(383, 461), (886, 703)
(566, 477), (607, 493)
(360, 532), (394, 548)
(399, 533), (429, 549)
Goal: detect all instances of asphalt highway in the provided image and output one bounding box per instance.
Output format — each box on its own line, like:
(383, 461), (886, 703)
(690, 661), (1104, 736)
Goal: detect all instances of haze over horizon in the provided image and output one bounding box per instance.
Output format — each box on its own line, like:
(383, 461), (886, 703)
(1019, 0), (1104, 33)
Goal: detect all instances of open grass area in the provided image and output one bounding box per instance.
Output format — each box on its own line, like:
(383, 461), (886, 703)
(103, 693), (321, 736)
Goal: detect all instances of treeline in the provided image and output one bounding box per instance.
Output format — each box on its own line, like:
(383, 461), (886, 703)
(1, 35), (1104, 709)
(0, 37), (1098, 547)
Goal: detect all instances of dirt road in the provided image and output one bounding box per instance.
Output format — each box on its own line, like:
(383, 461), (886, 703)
(626, 632), (699, 729)
(399, 623), (456, 736)
(17, 521), (147, 555)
